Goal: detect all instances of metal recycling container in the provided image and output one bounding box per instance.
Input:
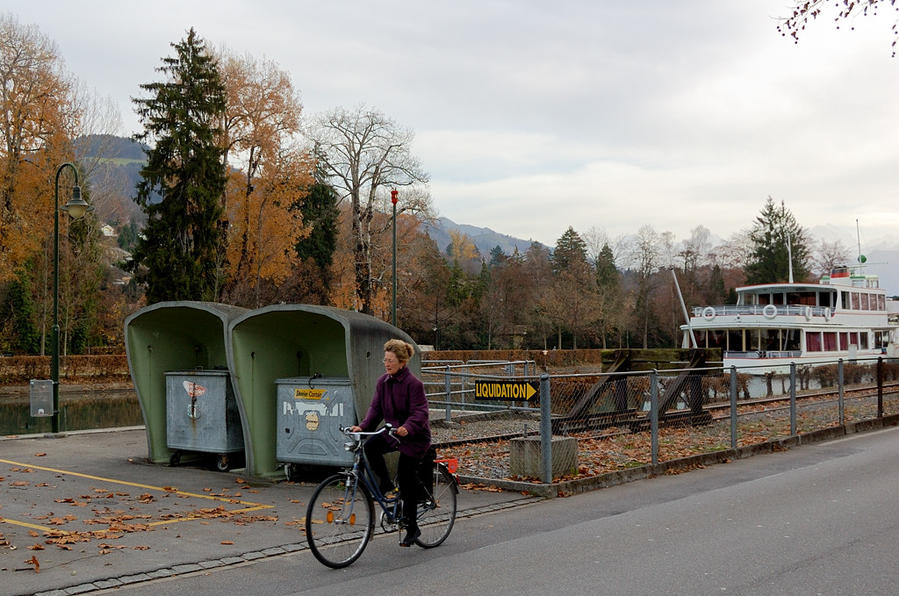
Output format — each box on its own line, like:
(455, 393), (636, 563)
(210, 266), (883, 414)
(165, 369), (244, 464)
(276, 376), (355, 466)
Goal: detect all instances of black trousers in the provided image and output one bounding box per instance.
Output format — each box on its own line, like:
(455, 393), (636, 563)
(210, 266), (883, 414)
(363, 434), (423, 529)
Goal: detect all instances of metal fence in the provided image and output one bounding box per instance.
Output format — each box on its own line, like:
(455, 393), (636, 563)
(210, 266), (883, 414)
(427, 356), (899, 485)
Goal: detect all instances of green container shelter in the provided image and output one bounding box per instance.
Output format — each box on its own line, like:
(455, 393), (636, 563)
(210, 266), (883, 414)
(226, 304), (418, 479)
(124, 302), (248, 464)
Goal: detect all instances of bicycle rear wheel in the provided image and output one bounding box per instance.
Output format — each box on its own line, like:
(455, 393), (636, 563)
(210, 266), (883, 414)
(415, 463), (457, 548)
(306, 473), (374, 568)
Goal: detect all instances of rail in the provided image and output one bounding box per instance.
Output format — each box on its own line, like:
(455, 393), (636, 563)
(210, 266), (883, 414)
(693, 305), (831, 318)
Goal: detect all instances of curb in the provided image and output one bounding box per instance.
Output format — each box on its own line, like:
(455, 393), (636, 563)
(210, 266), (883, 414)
(458, 412), (899, 498)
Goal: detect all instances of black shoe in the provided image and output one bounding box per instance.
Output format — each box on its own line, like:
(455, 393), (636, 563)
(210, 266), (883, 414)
(399, 527), (420, 547)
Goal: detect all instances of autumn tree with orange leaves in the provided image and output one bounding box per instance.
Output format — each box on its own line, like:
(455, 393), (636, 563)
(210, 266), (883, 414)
(0, 14), (78, 282)
(217, 52), (312, 307)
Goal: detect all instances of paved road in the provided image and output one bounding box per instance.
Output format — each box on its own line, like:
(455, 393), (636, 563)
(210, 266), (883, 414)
(74, 426), (899, 595)
(0, 428), (534, 596)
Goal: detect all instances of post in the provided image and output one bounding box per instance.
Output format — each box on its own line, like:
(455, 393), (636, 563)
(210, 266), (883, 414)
(650, 370), (659, 466)
(876, 357), (884, 418)
(789, 362), (797, 436)
(729, 366), (737, 449)
(390, 189), (398, 327)
(444, 365), (451, 422)
(51, 173), (61, 433)
(540, 374), (551, 483)
(838, 358), (845, 426)
(51, 162), (86, 433)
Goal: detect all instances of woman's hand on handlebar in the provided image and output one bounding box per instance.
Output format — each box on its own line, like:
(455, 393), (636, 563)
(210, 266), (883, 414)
(395, 426), (408, 437)
(348, 425), (362, 432)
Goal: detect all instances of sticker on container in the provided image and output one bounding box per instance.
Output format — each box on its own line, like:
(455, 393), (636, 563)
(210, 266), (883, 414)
(305, 411), (320, 431)
(183, 381), (207, 398)
(294, 388), (326, 400)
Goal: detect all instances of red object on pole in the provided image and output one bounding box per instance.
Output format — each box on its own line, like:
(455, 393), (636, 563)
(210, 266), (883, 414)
(391, 189), (398, 204)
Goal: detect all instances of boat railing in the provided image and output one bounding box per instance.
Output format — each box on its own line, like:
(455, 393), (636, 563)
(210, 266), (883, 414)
(693, 305), (829, 318)
(725, 350), (802, 359)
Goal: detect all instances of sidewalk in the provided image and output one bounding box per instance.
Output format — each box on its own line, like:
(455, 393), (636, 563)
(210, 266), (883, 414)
(0, 428), (537, 596)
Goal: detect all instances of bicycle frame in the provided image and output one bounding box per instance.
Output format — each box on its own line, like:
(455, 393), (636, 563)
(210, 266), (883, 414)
(342, 426), (403, 524)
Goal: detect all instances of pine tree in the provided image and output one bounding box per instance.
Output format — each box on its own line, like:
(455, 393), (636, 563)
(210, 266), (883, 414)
(294, 172), (338, 291)
(552, 226), (589, 273)
(745, 197), (811, 284)
(129, 29), (228, 303)
(0, 269), (40, 353)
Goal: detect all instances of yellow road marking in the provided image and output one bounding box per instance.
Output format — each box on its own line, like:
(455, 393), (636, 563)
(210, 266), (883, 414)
(0, 516), (55, 532)
(0, 457), (274, 533)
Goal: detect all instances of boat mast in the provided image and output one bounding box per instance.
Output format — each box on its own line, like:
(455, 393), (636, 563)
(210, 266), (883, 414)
(672, 269), (698, 348)
(786, 233), (794, 283)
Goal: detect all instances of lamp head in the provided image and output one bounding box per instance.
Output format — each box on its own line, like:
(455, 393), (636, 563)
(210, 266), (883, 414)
(63, 185), (90, 219)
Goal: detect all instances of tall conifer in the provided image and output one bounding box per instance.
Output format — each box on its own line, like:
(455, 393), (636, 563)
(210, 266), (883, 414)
(745, 197), (811, 284)
(130, 29), (227, 302)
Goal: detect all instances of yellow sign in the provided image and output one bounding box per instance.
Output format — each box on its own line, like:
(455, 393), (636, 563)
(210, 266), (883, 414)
(294, 388), (326, 400)
(474, 380), (538, 401)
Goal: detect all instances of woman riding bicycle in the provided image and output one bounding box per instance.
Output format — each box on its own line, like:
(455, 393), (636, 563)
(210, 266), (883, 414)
(350, 339), (431, 547)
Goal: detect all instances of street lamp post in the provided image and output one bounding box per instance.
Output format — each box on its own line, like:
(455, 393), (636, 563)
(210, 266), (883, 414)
(390, 188), (398, 327)
(51, 162), (89, 433)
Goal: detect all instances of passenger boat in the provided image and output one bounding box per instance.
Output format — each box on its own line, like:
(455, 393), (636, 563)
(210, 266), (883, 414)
(681, 266), (899, 373)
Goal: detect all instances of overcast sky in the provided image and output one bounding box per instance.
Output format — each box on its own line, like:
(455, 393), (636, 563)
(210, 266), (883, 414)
(9, 1), (899, 251)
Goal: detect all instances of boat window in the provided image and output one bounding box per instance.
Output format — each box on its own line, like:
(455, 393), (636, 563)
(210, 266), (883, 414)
(841, 291), (850, 310)
(806, 331), (822, 352)
(860, 293), (870, 310)
(819, 292), (833, 308)
(851, 293), (860, 309)
(707, 330), (726, 349)
(725, 330), (743, 351)
(773, 293), (785, 305)
(860, 333), (869, 349)
(763, 329), (779, 351)
(839, 332), (849, 350)
(784, 329), (800, 351)
(823, 332), (837, 351)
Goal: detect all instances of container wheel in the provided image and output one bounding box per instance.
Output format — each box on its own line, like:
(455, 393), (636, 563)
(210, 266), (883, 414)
(169, 451), (181, 467)
(216, 454), (230, 472)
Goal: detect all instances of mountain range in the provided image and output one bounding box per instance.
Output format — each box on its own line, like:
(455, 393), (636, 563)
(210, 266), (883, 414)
(420, 217), (541, 259)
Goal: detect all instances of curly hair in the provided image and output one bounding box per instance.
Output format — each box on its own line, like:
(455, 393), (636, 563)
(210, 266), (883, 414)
(383, 339), (414, 363)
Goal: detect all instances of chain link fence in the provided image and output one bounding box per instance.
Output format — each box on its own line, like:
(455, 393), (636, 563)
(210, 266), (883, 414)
(428, 356), (899, 486)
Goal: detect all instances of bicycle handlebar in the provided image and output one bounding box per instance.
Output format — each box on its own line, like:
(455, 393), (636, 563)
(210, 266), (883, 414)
(339, 423), (399, 440)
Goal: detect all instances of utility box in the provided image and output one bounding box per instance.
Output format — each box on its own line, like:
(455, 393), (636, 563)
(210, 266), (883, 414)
(165, 369), (244, 470)
(276, 376), (355, 467)
(29, 379), (54, 417)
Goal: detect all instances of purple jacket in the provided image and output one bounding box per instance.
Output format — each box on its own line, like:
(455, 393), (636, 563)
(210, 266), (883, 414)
(359, 365), (431, 458)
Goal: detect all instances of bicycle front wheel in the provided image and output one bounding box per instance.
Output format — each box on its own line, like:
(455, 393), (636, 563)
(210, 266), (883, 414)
(305, 473), (374, 568)
(415, 463), (458, 548)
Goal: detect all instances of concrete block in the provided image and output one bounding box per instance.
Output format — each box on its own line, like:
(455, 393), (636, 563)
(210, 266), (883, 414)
(509, 435), (577, 480)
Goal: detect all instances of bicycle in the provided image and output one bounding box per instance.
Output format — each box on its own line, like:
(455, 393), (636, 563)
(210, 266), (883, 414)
(305, 424), (459, 568)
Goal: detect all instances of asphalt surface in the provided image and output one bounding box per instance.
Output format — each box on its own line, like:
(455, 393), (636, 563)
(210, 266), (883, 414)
(0, 428), (537, 596)
(39, 424), (899, 596)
